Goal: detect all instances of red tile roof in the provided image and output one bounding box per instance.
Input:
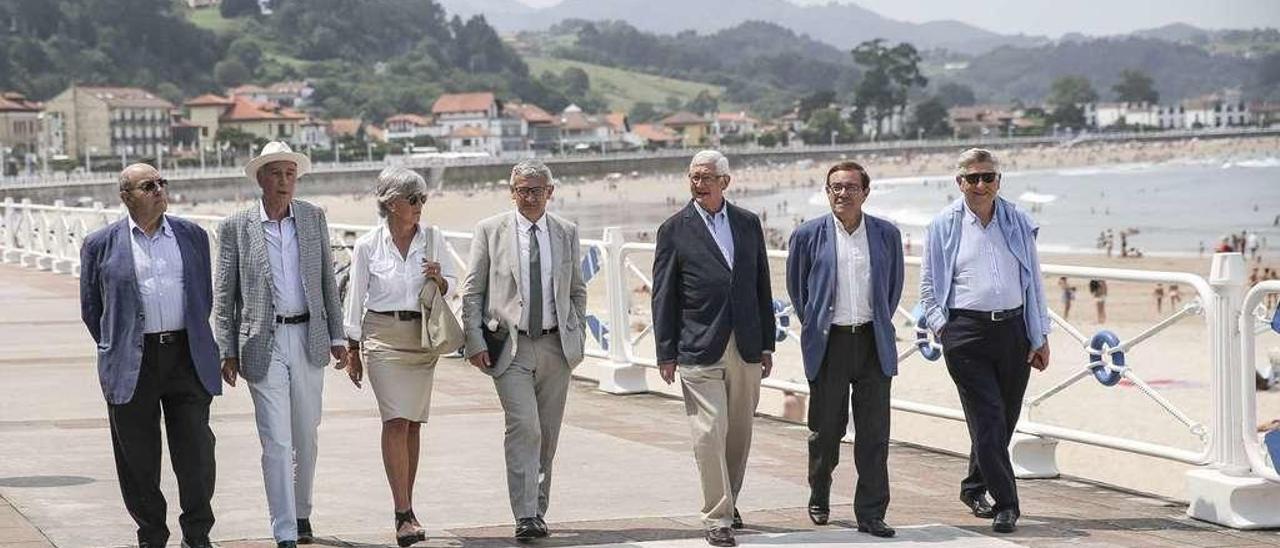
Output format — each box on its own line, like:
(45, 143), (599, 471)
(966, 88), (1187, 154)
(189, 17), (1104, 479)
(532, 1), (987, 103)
(330, 118), (363, 137)
(660, 111), (709, 126)
(432, 92), (496, 115)
(79, 86), (174, 109)
(504, 102), (554, 124)
(386, 113), (433, 126)
(0, 91), (40, 112)
(184, 93), (235, 107)
(633, 123), (681, 143)
(221, 97), (304, 122)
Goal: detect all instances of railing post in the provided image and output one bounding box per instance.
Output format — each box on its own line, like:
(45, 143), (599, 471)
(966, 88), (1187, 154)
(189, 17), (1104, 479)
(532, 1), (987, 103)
(593, 227), (649, 394)
(0, 197), (16, 263)
(51, 199), (73, 274)
(1186, 252), (1280, 528)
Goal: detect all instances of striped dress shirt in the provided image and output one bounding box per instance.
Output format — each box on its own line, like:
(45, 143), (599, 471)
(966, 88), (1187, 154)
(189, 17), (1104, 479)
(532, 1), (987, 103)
(128, 215), (186, 333)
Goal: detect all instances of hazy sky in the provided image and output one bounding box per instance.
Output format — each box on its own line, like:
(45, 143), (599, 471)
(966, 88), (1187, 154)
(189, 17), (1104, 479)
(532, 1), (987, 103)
(516, 0), (1280, 37)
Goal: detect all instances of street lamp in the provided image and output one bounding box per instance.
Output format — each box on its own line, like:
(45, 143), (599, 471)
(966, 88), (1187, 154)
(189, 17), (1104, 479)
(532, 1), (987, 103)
(334, 143), (342, 165)
(830, 130), (838, 147)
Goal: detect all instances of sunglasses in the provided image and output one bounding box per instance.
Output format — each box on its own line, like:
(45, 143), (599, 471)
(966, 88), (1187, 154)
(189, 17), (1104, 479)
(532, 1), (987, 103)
(129, 179), (169, 194)
(960, 172), (999, 185)
(405, 193), (426, 206)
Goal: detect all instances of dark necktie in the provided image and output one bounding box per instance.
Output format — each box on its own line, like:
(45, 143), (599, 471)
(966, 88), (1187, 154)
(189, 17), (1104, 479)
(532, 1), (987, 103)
(528, 224), (542, 336)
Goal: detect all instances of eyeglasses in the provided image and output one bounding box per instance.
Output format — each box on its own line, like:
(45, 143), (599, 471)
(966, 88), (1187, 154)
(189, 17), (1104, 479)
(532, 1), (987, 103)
(513, 186), (548, 198)
(826, 183), (864, 196)
(688, 173), (724, 185)
(960, 172), (999, 185)
(405, 193), (426, 206)
(128, 179), (169, 194)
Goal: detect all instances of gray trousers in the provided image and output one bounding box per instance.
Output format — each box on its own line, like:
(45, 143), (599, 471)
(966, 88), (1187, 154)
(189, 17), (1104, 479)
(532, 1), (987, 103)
(493, 333), (571, 520)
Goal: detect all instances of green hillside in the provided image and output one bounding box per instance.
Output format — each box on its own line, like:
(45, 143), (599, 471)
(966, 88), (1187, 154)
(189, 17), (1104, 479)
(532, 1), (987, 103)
(185, 6), (246, 35)
(526, 56), (727, 112)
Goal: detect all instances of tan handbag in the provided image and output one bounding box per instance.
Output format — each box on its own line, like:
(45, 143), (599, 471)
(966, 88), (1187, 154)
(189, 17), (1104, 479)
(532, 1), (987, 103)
(419, 226), (464, 355)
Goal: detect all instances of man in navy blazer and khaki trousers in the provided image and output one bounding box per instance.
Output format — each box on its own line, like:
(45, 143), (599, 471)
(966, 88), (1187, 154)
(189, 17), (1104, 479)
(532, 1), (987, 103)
(786, 161), (903, 538)
(652, 150), (775, 548)
(80, 163), (222, 548)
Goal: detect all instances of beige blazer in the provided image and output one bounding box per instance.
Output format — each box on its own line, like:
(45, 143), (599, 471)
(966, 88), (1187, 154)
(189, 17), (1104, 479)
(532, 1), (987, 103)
(461, 211), (587, 377)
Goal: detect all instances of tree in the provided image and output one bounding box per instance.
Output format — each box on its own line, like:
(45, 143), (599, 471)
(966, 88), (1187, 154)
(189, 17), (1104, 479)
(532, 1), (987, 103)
(804, 108), (848, 144)
(686, 90), (719, 115)
(220, 0), (258, 18)
(798, 90), (836, 121)
(630, 101), (659, 123)
(911, 97), (952, 138)
(561, 67), (590, 97)
(1112, 69), (1158, 103)
(935, 82), (976, 107)
(228, 38), (265, 73)
(214, 58), (250, 88)
(851, 39), (927, 138)
(1048, 75), (1098, 107)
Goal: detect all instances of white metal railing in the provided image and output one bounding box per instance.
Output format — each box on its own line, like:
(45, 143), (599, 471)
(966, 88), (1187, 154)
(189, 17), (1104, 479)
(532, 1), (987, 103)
(1240, 281), (1280, 483)
(2, 198), (1275, 511)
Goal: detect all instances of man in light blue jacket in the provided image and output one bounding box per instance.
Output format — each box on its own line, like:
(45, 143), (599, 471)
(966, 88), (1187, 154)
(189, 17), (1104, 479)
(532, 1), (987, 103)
(919, 148), (1051, 534)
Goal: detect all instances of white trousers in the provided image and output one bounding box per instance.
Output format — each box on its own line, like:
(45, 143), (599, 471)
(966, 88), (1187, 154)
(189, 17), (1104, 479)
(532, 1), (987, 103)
(247, 323), (325, 542)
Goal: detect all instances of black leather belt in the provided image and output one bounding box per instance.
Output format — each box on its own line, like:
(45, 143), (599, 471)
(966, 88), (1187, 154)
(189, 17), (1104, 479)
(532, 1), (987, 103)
(518, 326), (559, 338)
(951, 306), (1023, 322)
(830, 322), (873, 334)
(144, 330), (187, 345)
(275, 312), (310, 324)
(371, 310), (422, 321)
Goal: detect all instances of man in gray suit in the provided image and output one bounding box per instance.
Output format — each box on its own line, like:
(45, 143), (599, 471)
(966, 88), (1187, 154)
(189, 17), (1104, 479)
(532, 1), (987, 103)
(214, 142), (347, 548)
(462, 159), (587, 542)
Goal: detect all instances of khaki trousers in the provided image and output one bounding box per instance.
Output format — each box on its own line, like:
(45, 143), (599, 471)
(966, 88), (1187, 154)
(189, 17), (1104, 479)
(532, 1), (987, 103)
(678, 335), (762, 528)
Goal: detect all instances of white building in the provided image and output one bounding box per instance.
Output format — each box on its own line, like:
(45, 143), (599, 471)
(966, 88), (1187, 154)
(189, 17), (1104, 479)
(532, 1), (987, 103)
(431, 92), (500, 155)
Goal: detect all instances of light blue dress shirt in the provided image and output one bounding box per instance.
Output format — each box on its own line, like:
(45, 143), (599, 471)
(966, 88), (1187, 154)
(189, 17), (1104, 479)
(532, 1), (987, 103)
(950, 204), (1024, 311)
(259, 201), (307, 316)
(695, 200), (735, 269)
(128, 215), (186, 333)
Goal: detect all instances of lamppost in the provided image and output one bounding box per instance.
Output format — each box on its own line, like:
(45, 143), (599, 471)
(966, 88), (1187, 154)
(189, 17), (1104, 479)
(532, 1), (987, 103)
(366, 141), (373, 163)
(830, 130), (838, 147)
(334, 143), (342, 165)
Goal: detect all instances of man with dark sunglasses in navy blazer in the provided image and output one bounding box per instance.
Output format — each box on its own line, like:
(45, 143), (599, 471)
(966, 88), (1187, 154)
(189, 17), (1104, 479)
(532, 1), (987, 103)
(786, 161), (903, 538)
(80, 163), (222, 548)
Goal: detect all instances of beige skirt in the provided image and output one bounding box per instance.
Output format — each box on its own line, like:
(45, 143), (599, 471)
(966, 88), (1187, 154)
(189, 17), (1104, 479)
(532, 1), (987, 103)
(361, 311), (438, 423)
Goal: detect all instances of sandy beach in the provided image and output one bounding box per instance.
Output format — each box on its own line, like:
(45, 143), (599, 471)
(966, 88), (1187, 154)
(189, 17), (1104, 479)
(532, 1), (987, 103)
(170, 135), (1280, 501)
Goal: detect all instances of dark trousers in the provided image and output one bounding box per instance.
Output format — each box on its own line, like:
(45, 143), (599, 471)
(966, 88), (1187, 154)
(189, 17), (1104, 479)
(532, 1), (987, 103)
(107, 332), (216, 545)
(807, 327), (891, 521)
(940, 313), (1030, 514)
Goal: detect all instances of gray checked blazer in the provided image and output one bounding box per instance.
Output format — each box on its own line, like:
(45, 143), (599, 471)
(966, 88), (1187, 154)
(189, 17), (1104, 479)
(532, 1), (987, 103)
(461, 211), (587, 377)
(213, 199), (344, 382)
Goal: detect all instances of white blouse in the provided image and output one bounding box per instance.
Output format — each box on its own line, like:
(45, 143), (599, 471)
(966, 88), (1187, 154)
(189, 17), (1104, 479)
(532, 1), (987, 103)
(343, 223), (458, 340)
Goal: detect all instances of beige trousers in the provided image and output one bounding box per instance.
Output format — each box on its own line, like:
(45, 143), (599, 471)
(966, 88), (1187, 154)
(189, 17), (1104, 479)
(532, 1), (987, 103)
(678, 334), (762, 528)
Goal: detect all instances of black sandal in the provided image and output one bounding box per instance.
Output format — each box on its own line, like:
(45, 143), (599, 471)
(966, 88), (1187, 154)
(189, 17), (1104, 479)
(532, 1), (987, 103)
(395, 509), (426, 547)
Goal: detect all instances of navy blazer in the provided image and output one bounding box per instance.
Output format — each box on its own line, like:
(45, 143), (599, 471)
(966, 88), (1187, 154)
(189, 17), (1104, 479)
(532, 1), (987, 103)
(79, 215), (222, 404)
(786, 213), (904, 381)
(652, 201), (776, 365)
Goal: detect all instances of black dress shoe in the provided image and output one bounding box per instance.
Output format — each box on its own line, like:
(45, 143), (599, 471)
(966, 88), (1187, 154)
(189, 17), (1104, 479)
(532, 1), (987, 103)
(992, 509), (1019, 533)
(181, 538), (214, 548)
(705, 526), (737, 547)
(959, 492), (996, 518)
(515, 518), (540, 542)
(277, 542), (298, 548)
(296, 518), (313, 544)
(807, 505), (830, 525)
(532, 516), (550, 538)
(731, 508), (743, 529)
(857, 518), (896, 538)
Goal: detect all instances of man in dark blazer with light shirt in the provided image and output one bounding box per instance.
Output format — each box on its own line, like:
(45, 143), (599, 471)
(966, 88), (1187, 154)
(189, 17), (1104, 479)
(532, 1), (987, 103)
(80, 163), (222, 548)
(786, 161), (903, 538)
(652, 150), (775, 548)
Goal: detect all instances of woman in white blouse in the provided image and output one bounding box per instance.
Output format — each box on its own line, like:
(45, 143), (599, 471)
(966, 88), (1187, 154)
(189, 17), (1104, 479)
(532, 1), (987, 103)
(343, 166), (456, 546)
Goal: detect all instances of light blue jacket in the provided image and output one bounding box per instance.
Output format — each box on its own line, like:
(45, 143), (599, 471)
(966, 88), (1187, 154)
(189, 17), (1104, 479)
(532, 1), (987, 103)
(919, 197), (1051, 350)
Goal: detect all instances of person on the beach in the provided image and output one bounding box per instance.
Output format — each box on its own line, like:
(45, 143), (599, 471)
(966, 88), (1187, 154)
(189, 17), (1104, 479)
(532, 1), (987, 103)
(1154, 283), (1165, 314)
(1058, 277), (1074, 320)
(1168, 284), (1182, 309)
(1089, 279), (1108, 324)
(919, 148), (1051, 535)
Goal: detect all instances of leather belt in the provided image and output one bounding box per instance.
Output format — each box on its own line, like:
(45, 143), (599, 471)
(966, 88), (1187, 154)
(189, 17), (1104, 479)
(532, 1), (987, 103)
(518, 326), (559, 338)
(830, 322), (873, 334)
(144, 330), (186, 345)
(370, 310), (422, 321)
(275, 312), (311, 324)
(951, 306), (1023, 322)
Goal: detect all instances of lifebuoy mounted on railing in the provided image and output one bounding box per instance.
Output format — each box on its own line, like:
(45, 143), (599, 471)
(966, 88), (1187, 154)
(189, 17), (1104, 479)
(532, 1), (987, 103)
(914, 315), (943, 361)
(773, 299), (790, 342)
(1088, 330), (1127, 386)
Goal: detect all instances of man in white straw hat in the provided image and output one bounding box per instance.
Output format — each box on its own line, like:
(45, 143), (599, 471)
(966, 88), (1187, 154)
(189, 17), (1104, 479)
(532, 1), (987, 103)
(214, 141), (348, 547)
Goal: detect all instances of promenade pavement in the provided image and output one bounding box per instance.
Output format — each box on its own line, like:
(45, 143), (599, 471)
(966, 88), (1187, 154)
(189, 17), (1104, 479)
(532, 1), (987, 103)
(1, 262), (1279, 547)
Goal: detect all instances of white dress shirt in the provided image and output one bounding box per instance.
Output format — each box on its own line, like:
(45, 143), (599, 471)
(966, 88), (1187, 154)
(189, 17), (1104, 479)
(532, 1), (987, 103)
(343, 224), (458, 340)
(128, 215), (185, 333)
(950, 203), (1024, 311)
(831, 214), (873, 326)
(695, 201), (735, 269)
(515, 211), (557, 331)
(259, 201), (308, 316)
